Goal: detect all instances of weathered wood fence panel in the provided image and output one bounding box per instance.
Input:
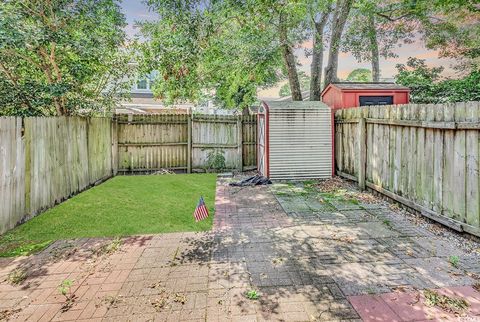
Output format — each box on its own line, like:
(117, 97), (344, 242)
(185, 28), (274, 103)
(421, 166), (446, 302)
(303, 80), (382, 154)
(192, 115), (240, 170)
(242, 115), (257, 169)
(116, 114), (257, 172)
(0, 117), (25, 233)
(335, 102), (480, 237)
(116, 114), (189, 172)
(0, 117), (114, 234)
(88, 118), (114, 183)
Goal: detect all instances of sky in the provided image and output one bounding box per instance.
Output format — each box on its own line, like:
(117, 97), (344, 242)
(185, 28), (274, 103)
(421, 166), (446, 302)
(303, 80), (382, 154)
(120, 0), (458, 98)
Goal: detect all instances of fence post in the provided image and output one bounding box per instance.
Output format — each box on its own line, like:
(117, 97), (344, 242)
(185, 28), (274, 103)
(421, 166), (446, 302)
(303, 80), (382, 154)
(237, 115), (243, 172)
(22, 118), (31, 216)
(187, 111), (192, 173)
(111, 117), (118, 176)
(358, 117), (367, 190)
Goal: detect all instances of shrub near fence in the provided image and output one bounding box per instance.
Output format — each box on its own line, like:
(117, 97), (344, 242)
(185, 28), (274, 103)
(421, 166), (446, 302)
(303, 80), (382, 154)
(0, 117), (114, 234)
(335, 102), (480, 237)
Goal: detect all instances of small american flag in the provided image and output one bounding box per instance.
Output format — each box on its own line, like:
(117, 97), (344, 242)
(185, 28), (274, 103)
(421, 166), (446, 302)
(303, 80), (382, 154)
(193, 196), (209, 222)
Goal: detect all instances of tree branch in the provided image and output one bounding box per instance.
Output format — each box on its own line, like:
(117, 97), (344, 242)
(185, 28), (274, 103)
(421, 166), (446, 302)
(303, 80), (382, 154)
(0, 49), (43, 71)
(375, 12), (411, 21)
(38, 47), (64, 115)
(49, 42), (62, 82)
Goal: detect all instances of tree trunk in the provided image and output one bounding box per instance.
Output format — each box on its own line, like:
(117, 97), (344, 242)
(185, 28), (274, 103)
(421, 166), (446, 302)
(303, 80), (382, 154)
(368, 15), (380, 82)
(53, 98), (65, 116)
(279, 14), (302, 101)
(324, 0), (353, 89)
(309, 10), (330, 101)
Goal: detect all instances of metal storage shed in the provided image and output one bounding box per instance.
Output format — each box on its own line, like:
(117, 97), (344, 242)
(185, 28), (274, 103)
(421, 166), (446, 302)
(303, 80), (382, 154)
(257, 101), (333, 180)
(321, 82), (410, 110)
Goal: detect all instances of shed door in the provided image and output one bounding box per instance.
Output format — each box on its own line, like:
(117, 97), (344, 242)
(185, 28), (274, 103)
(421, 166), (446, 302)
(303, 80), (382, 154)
(359, 96), (393, 106)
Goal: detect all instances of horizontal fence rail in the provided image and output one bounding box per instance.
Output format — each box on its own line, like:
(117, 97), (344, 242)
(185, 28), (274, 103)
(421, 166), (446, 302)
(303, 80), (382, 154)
(334, 102), (480, 237)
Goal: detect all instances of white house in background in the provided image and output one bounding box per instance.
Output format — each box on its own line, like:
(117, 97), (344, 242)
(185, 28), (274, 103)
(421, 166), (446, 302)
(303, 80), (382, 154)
(118, 69), (235, 115)
(131, 70), (158, 96)
(117, 70), (192, 114)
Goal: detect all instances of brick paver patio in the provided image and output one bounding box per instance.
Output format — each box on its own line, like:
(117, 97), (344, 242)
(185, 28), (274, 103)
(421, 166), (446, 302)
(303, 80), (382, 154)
(1, 178), (480, 321)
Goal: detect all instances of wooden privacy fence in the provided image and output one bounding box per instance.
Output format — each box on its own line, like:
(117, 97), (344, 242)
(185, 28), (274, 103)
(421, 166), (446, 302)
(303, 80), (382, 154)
(114, 113), (257, 173)
(0, 117), (114, 234)
(0, 113), (256, 234)
(335, 102), (480, 237)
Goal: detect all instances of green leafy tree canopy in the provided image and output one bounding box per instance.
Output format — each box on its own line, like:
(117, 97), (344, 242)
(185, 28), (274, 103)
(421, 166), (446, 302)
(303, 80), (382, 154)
(346, 68), (372, 82)
(139, 0), (313, 109)
(279, 71), (311, 97)
(0, 0), (132, 116)
(395, 57), (480, 103)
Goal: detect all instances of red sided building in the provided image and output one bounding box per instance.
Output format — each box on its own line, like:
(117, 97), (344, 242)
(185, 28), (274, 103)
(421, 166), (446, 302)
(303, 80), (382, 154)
(321, 82), (410, 110)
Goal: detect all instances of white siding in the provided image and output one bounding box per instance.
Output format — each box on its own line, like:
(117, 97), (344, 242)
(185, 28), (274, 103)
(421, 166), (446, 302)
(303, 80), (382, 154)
(267, 102), (332, 180)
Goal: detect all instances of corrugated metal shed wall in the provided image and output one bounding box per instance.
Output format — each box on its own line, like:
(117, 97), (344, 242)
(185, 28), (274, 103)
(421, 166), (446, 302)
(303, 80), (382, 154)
(267, 101), (332, 180)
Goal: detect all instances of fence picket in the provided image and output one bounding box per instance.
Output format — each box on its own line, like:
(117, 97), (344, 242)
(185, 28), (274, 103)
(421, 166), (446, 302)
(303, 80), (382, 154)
(465, 102), (480, 227)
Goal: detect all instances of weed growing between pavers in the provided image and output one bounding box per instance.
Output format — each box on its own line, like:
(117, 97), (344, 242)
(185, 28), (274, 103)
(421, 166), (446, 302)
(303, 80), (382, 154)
(169, 246), (181, 266)
(382, 219), (394, 229)
(94, 237), (122, 256)
(449, 255), (460, 268)
(6, 268), (27, 285)
(0, 174), (217, 257)
(245, 289), (260, 300)
(58, 279), (77, 312)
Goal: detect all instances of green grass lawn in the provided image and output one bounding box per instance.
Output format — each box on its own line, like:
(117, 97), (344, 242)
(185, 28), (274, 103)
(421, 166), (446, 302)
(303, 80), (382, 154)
(0, 174), (217, 257)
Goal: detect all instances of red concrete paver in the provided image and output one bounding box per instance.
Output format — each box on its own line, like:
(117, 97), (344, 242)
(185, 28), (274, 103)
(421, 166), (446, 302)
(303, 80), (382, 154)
(438, 286), (480, 315)
(38, 304), (63, 322)
(380, 291), (453, 321)
(349, 294), (402, 322)
(51, 308), (84, 321)
(350, 286), (480, 321)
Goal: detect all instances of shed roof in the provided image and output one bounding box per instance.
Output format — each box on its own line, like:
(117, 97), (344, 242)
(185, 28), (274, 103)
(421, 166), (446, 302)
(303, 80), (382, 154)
(328, 82), (410, 91)
(261, 101), (330, 111)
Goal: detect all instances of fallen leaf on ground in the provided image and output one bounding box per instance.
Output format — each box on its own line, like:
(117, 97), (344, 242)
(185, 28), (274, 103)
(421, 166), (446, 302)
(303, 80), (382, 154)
(174, 293), (187, 304)
(151, 297), (168, 311)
